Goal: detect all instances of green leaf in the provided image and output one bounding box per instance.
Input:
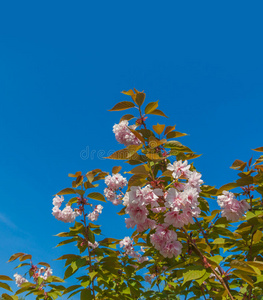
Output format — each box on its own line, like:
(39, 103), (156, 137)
(8, 253), (25, 262)
(120, 114), (135, 122)
(68, 197), (79, 206)
(1, 294), (16, 300)
(148, 136), (166, 148)
(207, 255), (223, 266)
(231, 260), (260, 275)
(128, 128), (145, 145)
(55, 254), (80, 261)
(56, 188), (76, 195)
(0, 275), (12, 281)
(253, 230), (262, 243)
(121, 89), (135, 96)
(252, 147), (263, 152)
(247, 261), (263, 271)
(166, 131), (187, 139)
(148, 109), (168, 118)
(112, 166), (122, 174)
(230, 159), (247, 171)
(128, 174), (148, 189)
(236, 176), (254, 186)
(147, 153), (164, 160)
(195, 271), (210, 286)
(117, 207), (126, 216)
(80, 289), (92, 299)
(105, 145), (142, 160)
(212, 238), (228, 244)
(109, 101), (135, 111)
(37, 262), (50, 268)
(164, 125), (176, 136)
(68, 171), (82, 177)
(145, 101), (158, 114)
(216, 182), (239, 195)
(63, 285), (82, 295)
(87, 192), (106, 202)
(232, 270), (254, 287)
(152, 124), (165, 135)
(182, 266), (206, 285)
(164, 140), (193, 153)
(130, 164), (149, 175)
(56, 237), (79, 247)
(134, 92), (145, 107)
(0, 282), (12, 292)
(71, 258), (87, 272)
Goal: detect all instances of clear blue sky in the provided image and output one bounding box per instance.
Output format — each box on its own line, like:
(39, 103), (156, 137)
(0, 1), (263, 298)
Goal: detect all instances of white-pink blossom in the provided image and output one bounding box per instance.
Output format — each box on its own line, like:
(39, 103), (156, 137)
(126, 203), (149, 224)
(167, 160), (191, 179)
(150, 224), (182, 258)
(14, 273), (28, 287)
(88, 241), (99, 249)
(113, 120), (142, 146)
(88, 205), (103, 221)
(217, 191), (250, 222)
(39, 267), (53, 280)
(164, 186), (201, 227)
(123, 185), (159, 207)
(120, 236), (149, 262)
(52, 194), (80, 223)
(105, 173), (128, 190)
(187, 171), (204, 192)
(120, 236), (135, 256)
(165, 188), (187, 211)
(52, 195), (64, 208)
(104, 188), (122, 205)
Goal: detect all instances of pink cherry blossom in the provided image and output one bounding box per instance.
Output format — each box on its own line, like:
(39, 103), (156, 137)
(88, 241), (99, 249)
(88, 205), (103, 221)
(126, 203), (148, 224)
(52, 194), (80, 223)
(217, 191), (250, 222)
(105, 173), (127, 190)
(113, 120), (142, 146)
(39, 267), (53, 280)
(14, 273), (28, 287)
(52, 195), (64, 208)
(187, 171), (204, 192)
(104, 188), (122, 205)
(167, 160), (191, 179)
(120, 236), (135, 256)
(150, 224), (182, 258)
(165, 188), (187, 211)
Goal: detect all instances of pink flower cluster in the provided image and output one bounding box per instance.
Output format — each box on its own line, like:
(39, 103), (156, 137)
(14, 273), (28, 287)
(119, 236), (148, 263)
(119, 160), (204, 258)
(37, 267), (53, 280)
(150, 224), (183, 258)
(163, 160), (204, 228)
(217, 191), (250, 221)
(113, 120), (142, 146)
(14, 267), (53, 287)
(52, 195), (81, 223)
(123, 185), (163, 232)
(168, 160), (203, 192)
(88, 204), (103, 221)
(164, 186), (201, 228)
(104, 173), (128, 205)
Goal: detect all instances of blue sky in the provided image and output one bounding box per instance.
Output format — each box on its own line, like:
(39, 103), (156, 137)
(0, 0), (263, 298)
